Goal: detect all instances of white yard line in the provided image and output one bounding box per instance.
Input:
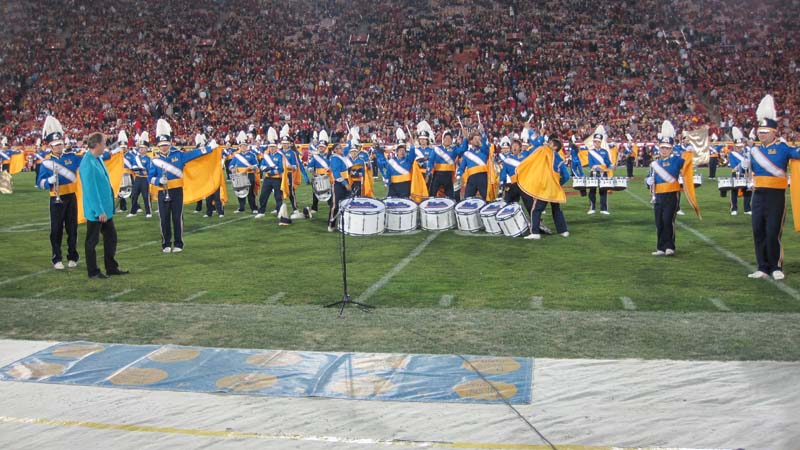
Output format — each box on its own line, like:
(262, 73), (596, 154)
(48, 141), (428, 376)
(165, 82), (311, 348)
(438, 294), (453, 307)
(355, 232), (441, 303)
(106, 289), (135, 300)
(32, 287), (64, 298)
(530, 296), (543, 309)
(182, 291), (207, 302)
(267, 292), (286, 303)
(626, 190), (800, 301)
(0, 270), (50, 287)
(709, 298), (732, 312)
(620, 296), (637, 311)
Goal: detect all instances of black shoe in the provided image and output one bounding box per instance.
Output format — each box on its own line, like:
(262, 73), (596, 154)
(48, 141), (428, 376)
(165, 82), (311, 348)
(107, 269), (130, 276)
(89, 273), (109, 279)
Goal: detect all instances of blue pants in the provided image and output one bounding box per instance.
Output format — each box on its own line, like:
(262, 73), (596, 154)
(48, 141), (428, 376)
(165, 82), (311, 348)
(258, 177), (283, 214)
(530, 198), (567, 234)
(751, 188), (786, 273)
(158, 187), (184, 249)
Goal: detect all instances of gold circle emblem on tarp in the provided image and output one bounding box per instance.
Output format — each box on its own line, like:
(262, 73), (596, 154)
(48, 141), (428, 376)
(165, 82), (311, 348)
(351, 354), (408, 371)
(52, 344), (105, 359)
(461, 357), (521, 375)
(6, 362), (66, 380)
(328, 375), (394, 397)
(216, 373), (278, 392)
(109, 368), (169, 385)
(453, 380), (518, 400)
(148, 347), (201, 363)
(246, 352), (302, 367)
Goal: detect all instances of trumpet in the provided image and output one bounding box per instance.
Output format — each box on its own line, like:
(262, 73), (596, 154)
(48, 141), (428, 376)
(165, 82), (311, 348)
(160, 174), (171, 202)
(53, 165), (62, 204)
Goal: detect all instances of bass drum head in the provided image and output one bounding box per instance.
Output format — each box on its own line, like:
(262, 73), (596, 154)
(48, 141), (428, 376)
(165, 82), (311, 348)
(339, 197), (386, 236)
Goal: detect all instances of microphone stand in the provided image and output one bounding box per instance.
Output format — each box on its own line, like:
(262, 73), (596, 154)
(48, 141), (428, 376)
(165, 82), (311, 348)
(324, 186), (374, 316)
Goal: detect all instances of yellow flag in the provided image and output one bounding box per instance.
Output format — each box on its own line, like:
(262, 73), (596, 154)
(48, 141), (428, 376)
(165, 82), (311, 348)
(410, 161), (429, 203)
(362, 165), (375, 198)
(219, 167), (228, 205)
(182, 147), (223, 204)
(790, 160), (800, 231)
(680, 151), (701, 219)
(9, 152), (25, 174)
(105, 152), (125, 197)
(486, 145), (498, 201)
(517, 147), (566, 204)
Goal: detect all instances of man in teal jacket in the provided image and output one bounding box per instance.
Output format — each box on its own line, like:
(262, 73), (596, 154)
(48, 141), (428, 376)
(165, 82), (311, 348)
(79, 132), (128, 279)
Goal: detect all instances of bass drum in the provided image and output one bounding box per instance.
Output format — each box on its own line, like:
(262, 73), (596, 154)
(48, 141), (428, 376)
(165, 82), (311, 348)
(419, 198), (456, 231)
(479, 201), (506, 235)
(454, 197), (486, 232)
(496, 203), (529, 237)
(339, 197), (386, 236)
(384, 197), (418, 232)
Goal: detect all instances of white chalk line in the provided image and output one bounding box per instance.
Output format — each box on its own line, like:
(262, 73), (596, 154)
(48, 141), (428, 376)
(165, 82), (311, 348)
(267, 292), (286, 303)
(105, 289), (135, 300)
(355, 232), (441, 303)
(33, 287), (64, 298)
(530, 296), (543, 309)
(626, 190), (800, 301)
(0, 216), (252, 288)
(709, 298), (731, 312)
(182, 291), (207, 302)
(620, 296), (637, 311)
(439, 294), (453, 307)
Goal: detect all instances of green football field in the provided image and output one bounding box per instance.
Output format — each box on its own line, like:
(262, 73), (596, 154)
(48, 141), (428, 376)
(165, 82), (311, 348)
(1, 169), (799, 361)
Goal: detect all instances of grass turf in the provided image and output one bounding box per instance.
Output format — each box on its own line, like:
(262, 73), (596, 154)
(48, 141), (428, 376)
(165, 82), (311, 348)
(1, 168), (799, 360)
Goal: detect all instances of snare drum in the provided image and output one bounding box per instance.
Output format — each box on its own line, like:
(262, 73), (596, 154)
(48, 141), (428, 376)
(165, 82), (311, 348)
(480, 201), (506, 235)
(572, 177), (587, 189)
(384, 197), (418, 232)
(419, 198), (456, 231)
(455, 198), (486, 232)
(119, 173), (133, 198)
(312, 174), (332, 201)
(717, 177), (733, 191)
(612, 177), (628, 191)
(599, 178), (615, 190)
(496, 203), (529, 237)
(339, 197), (385, 236)
(585, 177), (600, 188)
(693, 174), (702, 187)
(230, 172), (252, 198)
(733, 177), (748, 189)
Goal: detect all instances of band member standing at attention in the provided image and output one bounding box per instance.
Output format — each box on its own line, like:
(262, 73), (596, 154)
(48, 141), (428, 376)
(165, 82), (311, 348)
(708, 133), (721, 179)
(256, 131), (284, 219)
(79, 132), (128, 279)
(586, 126), (613, 215)
(230, 131), (259, 214)
(37, 116), (81, 269)
(427, 129), (465, 199)
(728, 127), (752, 216)
(126, 132), (152, 218)
(328, 142), (353, 232)
(148, 119), (214, 253)
(306, 130), (333, 217)
(747, 95), (800, 280)
(623, 133), (636, 178)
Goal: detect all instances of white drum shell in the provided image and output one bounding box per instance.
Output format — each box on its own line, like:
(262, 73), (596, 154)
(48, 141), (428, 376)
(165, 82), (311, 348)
(419, 198), (456, 231)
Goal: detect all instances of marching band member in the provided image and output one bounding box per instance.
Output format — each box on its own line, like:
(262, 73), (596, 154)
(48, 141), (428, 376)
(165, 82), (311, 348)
(256, 131), (284, 220)
(374, 129), (419, 199)
(37, 115), (81, 269)
(500, 136), (531, 207)
(147, 119), (214, 253)
(728, 127), (751, 216)
(116, 131), (129, 213)
(455, 128), (491, 200)
(413, 121), (435, 176)
(623, 134), (636, 178)
(708, 133), (721, 179)
(279, 125), (306, 220)
(229, 131), (259, 214)
(328, 142), (354, 232)
(0, 137), (21, 173)
(586, 126), (613, 215)
(193, 131), (209, 214)
(645, 120), (700, 256)
(747, 95), (800, 280)
(345, 135), (369, 197)
(516, 138), (570, 240)
(33, 140), (50, 180)
(203, 138), (226, 219)
(427, 129), (464, 199)
(306, 130), (333, 217)
(126, 132), (152, 218)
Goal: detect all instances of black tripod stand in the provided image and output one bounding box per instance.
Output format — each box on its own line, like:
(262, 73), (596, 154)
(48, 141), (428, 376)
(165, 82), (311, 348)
(325, 190), (374, 316)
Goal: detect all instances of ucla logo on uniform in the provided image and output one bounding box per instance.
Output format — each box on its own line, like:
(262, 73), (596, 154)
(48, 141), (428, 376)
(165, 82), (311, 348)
(171, 157), (179, 162)
(769, 150), (777, 155)
(663, 162), (670, 167)
(65, 160), (72, 166)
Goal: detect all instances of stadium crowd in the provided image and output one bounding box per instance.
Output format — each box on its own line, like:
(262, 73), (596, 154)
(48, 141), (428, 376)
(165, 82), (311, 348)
(0, 0), (798, 146)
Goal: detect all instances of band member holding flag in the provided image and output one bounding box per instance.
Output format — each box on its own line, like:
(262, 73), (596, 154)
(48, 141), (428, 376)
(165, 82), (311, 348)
(374, 128), (428, 201)
(148, 119), (216, 253)
(645, 120), (701, 257)
(747, 95), (800, 280)
(516, 138), (570, 240)
(0, 137), (22, 173)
